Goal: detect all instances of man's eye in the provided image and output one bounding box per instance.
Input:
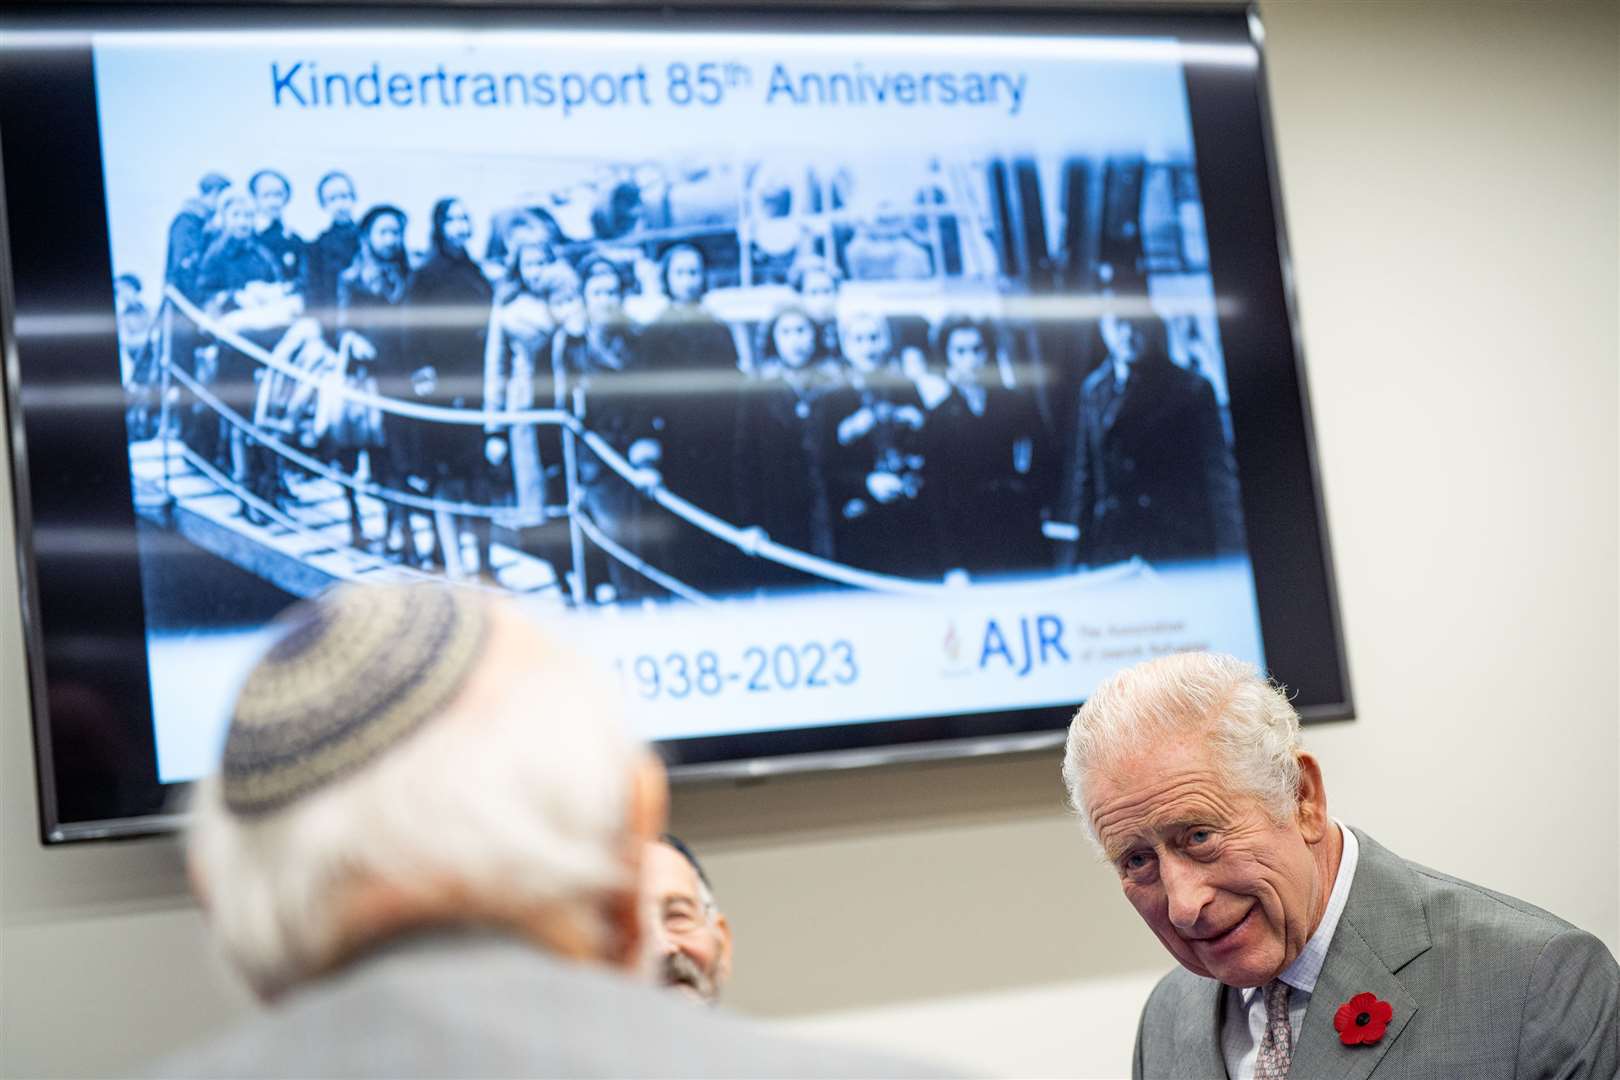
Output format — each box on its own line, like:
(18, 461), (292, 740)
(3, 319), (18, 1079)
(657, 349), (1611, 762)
(664, 909), (698, 931)
(1188, 829), (1213, 846)
(1122, 851), (1153, 874)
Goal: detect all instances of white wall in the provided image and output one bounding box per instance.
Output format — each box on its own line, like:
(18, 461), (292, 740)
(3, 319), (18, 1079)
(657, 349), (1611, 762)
(3, 1), (1617, 1076)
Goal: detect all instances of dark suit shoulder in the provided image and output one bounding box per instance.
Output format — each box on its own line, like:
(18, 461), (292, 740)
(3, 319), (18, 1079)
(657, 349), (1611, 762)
(1164, 360), (1215, 391)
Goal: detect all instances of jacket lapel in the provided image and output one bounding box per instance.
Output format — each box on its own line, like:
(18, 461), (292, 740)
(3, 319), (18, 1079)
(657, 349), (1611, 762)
(1288, 829), (1430, 1080)
(1289, 918), (1418, 1080)
(1170, 975), (1227, 1079)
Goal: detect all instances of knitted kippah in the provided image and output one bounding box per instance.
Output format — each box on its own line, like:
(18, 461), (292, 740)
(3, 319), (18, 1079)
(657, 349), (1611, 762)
(221, 583), (490, 817)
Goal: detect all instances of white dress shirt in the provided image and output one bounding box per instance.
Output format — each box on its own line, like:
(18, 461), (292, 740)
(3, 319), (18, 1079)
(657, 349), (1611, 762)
(1220, 822), (1360, 1080)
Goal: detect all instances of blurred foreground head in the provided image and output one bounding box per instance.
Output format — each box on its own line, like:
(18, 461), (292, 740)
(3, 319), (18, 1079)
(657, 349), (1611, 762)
(188, 583), (666, 999)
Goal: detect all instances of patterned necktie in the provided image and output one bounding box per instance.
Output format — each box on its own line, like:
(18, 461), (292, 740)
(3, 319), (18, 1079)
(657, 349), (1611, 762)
(1254, 979), (1293, 1080)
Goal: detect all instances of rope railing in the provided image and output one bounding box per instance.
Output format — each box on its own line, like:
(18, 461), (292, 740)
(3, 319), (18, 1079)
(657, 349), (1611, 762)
(568, 425), (973, 598)
(163, 288), (1146, 598)
(165, 286), (576, 428)
(173, 442), (442, 587)
(571, 507), (713, 607)
(169, 362), (519, 520)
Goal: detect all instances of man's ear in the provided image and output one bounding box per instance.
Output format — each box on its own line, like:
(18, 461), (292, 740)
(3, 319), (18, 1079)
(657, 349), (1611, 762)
(714, 912), (734, 985)
(186, 852), (211, 913)
(1294, 751), (1330, 845)
(626, 752), (669, 848)
(606, 754), (669, 972)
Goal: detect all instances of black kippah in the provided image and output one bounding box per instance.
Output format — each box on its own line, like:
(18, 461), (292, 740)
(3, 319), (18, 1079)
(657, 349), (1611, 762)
(659, 833), (713, 892)
(221, 584), (489, 817)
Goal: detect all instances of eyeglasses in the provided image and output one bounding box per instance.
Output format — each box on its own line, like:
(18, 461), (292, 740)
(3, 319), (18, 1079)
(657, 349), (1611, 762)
(654, 896), (713, 936)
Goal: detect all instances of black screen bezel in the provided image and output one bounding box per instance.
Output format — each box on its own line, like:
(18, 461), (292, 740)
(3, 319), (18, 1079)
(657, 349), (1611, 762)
(1, 1), (1351, 842)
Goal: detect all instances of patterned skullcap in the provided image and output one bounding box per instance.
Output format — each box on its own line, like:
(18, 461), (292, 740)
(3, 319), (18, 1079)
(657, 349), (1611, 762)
(221, 583), (490, 817)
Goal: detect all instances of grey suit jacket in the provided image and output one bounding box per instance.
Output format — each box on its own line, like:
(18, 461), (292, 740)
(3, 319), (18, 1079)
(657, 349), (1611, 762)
(151, 931), (950, 1078)
(1133, 828), (1619, 1080)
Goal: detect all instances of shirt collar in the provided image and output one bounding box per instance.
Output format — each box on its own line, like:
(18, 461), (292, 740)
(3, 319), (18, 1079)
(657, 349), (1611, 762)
(1240, 820), (1359, 1001)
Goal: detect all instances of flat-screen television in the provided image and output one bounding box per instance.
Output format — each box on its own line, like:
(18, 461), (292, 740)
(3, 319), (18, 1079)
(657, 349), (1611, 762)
(2, 2), (1351, 842)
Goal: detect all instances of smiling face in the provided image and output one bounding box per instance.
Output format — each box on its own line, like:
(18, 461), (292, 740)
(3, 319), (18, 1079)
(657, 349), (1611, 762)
(641, 841), (731, 1004)
(1085, 736), (1329, 988)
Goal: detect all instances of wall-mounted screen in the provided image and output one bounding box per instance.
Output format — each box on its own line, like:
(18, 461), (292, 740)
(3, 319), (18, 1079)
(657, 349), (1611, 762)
(2, 3), (1350, 842)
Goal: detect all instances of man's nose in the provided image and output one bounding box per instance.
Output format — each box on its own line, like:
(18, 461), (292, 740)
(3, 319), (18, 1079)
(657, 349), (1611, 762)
(1160, 855), (1214, 931)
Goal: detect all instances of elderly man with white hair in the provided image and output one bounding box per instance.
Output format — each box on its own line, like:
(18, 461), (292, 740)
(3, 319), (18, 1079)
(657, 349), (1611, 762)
(160, 583), (941, 1078)
(1063, 651), (1617, 1080)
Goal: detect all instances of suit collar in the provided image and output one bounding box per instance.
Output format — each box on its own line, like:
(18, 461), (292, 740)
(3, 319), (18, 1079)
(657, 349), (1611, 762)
(1336, 829), (1432, 974)
(1287, 828), (1430, 1080)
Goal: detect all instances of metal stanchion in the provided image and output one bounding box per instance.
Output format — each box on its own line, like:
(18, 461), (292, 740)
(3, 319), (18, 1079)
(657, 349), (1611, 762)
(159, 302), (175, 506)
(562, 384), (588, 606)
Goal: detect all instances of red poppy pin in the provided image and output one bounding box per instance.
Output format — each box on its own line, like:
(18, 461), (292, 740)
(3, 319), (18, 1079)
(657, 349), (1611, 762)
(1333, 992), (1394, 1045)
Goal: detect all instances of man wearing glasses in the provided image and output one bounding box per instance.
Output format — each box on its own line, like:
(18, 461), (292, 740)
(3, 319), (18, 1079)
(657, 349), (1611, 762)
(644, 834), (733, 1004)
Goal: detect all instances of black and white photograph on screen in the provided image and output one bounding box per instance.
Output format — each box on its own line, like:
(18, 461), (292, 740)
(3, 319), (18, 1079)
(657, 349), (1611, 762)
(119, 151), (1246, 607)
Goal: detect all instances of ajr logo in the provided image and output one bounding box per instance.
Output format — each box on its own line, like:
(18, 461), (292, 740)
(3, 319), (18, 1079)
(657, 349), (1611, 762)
(979, 615), (1070, 677)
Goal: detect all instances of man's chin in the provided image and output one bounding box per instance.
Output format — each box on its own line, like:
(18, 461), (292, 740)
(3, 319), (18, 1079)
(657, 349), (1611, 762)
(1192, 947), (1285, 990)
(1162, 947), (1282, 989)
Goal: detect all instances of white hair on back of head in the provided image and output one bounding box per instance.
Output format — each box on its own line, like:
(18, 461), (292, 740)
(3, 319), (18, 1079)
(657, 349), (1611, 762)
(188, 615), (638, 997)
(1062, 652), (1303, 852)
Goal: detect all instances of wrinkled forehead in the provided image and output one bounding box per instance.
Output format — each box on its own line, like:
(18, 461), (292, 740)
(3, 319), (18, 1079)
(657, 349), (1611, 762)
(1091, 780), (1244, 859)
(1084, 737), (1238, 850)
